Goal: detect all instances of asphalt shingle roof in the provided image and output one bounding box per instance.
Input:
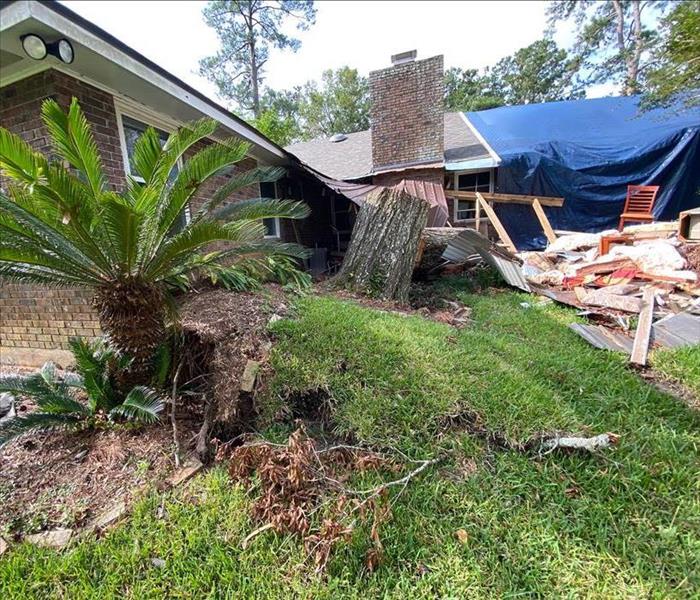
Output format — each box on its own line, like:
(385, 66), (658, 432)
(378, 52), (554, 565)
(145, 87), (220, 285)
(286, 113), (490, 180)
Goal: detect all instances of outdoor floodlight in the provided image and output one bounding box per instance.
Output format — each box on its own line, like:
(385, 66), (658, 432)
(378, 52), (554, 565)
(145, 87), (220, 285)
(21, 34), (47, 60)
(21, 34), (75, 64)
(50, 39), (75, 64)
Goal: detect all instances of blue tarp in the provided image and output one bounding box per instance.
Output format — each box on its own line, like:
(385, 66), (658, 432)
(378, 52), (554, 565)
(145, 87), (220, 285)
(466, 95), (700, 249)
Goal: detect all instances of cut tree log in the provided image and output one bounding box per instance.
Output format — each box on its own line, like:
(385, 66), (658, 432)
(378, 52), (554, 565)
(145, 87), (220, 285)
(414, 227), (467, 277)
(334, 187), (430, 302)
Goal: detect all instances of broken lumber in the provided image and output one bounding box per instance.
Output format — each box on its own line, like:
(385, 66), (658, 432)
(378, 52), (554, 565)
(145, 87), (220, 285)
(574, 287), (643, 313)
(630, 287), (656, 366)
(532, 198), (557, 244)
(475, 192), (517, 253)
(446, 190), (564, 207)
(334, 187), (430, 302)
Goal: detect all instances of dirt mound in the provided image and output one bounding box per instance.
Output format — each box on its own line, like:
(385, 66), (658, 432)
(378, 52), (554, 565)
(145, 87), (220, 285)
(177, 286), (289, 458)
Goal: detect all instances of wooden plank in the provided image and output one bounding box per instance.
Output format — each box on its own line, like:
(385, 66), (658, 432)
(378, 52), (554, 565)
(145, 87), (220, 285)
(576, 287), (643, 313)
(630, 288), (656, 365)
(532, 198), (557, 244)
(446, 190), (565, 207)
(475, 192), (517, 253)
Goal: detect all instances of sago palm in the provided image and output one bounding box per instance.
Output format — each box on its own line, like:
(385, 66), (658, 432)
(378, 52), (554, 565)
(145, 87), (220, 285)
(0, 98), (309, 381)
(0, 338), (166, 447)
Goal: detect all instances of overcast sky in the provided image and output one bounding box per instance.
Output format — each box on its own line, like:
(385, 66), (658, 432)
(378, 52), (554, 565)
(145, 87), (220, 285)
(61, 0), (616, 105)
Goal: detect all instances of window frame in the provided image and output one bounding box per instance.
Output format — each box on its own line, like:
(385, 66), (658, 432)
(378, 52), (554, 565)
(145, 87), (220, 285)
(114, 99), (191, 223)
(453, 168), (495, 223)
(260, 180), (281, 239)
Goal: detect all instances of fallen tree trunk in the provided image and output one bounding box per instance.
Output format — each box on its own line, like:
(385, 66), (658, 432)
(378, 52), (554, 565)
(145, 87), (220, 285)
(334, 188), (430, 302)
(414, 227), (467, 278)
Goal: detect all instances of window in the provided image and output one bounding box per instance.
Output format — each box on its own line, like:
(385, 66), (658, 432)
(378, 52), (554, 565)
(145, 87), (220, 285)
(260, 181), (280, 238)
(117, 110), (188, 231)
(454, 170), (493, 221)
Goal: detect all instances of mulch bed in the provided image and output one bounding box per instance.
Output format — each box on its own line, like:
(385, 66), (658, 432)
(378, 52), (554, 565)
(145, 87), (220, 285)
(0, 422), (195, 539)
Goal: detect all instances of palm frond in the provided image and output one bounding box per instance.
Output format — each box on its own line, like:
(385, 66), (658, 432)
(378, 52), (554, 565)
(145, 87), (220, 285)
(192, 166), (287, 220)
(212, 197), (311, 222)
(0, 413), (85, 448)
(155, 138), (250, 240)
(41, 98), (105, 197)
(0, 193), (107, 280)
(0, 127), (49, 187)
(149, 118), (220, 188)
(130, 126), (163, 184)
(109, 386), (164, 423)
(144, 221), (260, 279)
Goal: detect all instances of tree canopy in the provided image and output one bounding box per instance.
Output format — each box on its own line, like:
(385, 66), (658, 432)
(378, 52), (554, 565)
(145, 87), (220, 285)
(643, 1), (700, 108)
(199, 1), (317, 117)
(445, 39), (582, 111)
(254, 67), (370, 145)
(547, 0), (679, 96)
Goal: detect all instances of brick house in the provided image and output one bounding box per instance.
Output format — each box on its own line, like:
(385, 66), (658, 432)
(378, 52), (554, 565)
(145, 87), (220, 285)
(287, 51), (699, 250)
(0, 0), (350, 366)
(288, 51), (499, 235)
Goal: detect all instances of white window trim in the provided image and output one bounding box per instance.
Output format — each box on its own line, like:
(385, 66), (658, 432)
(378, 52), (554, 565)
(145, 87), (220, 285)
(114, 98), (191, 223)
(262, 181), (280, 239)
(453, 168), (495, 223)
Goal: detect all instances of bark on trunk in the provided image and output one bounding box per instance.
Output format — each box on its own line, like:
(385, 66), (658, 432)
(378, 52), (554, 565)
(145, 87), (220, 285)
(93, 280), (167, 386)
(334, 188), (430, 302)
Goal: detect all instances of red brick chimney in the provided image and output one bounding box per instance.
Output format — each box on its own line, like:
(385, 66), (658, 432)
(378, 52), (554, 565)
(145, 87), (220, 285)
(369, 51), (444, 174)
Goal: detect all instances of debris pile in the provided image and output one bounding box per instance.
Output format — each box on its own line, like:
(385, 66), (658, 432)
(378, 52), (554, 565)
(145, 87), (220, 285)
(443, 222), (700, 366)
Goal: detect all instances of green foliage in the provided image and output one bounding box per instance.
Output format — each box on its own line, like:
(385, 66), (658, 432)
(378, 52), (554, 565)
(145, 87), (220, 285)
(0, 338), (166, 446)
(643, 2), (700, 108)
(3, 291), (698, 597)
(490, 39), (584, 104)
(0, 98), (310, 367)
(444, 67), (504, 111)
(296, 67), (370, 140)
(446, 39), (582, 110)
(199, 1), (317, 116)
(547, 0), (678, 95)
(256, 66), (370, 144)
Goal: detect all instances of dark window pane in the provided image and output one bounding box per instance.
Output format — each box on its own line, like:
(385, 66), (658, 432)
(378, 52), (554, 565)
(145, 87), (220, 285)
(121, 116), (175, 181)
(263, 217), (278, 237)
(260, 181), (276, 198)
(457, 171), (491, 192)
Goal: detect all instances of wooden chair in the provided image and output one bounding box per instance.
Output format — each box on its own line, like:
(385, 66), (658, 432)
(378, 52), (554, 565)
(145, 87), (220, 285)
(618, 185), (660, 231)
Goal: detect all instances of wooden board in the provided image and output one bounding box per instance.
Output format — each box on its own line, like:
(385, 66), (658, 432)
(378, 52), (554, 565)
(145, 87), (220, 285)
(575, 287), (643, 313)
(475, 193), (517, 253)
(446, 190), (564, 207)
(532, 198), (557, 244)
(630, 287), (656, 365)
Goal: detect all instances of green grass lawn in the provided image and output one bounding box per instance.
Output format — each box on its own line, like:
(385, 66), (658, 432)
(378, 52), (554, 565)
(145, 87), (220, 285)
(2, 283), (699, 599)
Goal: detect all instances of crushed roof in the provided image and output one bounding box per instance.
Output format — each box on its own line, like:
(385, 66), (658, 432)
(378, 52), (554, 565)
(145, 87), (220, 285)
(286, 112), (490, 181)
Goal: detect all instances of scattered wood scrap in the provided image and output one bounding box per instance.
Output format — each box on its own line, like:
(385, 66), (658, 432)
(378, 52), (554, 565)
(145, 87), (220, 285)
(630, 287), (656, 366)
(440, 220), (699, 364)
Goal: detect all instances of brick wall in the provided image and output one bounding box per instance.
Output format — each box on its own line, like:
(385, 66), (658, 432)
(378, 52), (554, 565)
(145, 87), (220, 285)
(0, 69), (262, 366)
(370, 55), (444, 173)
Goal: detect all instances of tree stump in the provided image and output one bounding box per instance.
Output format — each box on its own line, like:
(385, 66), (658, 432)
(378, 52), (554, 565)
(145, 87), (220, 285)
(334, 187), (430, 302)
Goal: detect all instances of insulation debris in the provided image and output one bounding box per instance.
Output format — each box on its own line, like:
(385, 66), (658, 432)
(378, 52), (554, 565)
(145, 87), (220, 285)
(442, 220), (700, 366)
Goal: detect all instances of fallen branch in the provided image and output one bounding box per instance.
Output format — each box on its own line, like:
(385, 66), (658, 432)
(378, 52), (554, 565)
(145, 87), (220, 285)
(241, 522), (274, 549)
(538, 432), (620, 455)
(170, 360), (184, 469)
